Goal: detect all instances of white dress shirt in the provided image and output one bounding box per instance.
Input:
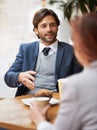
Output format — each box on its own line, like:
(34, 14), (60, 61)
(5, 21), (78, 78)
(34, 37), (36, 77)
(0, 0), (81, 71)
(39, 40), (58, 55)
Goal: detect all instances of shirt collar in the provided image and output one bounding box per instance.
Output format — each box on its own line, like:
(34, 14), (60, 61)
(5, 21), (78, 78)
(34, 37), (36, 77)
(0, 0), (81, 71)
(39, 40), (58, 53)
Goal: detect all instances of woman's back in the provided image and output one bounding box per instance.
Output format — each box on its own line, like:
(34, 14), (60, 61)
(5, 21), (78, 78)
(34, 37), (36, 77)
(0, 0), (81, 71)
(57, 61), (97, 130)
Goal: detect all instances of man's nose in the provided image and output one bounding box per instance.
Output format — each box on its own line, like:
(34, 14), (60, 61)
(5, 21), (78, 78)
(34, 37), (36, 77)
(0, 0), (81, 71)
(47, 25), (52, 31)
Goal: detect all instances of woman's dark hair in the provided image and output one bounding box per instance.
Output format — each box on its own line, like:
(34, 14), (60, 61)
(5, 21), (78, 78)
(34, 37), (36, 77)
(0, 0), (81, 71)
(33, 8), (60, 30)
(71, 12), (97, 63)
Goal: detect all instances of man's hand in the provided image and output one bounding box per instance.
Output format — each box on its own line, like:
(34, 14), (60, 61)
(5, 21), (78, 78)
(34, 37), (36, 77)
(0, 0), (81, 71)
(18, 71), (36, 90)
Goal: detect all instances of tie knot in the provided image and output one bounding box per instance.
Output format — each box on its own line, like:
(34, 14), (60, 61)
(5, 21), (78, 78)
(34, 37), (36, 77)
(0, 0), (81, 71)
(42, 47), (51, 56)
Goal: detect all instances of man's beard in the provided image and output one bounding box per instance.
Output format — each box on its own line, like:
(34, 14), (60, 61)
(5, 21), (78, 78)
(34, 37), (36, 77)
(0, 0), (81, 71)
(39, 33), (57, 44)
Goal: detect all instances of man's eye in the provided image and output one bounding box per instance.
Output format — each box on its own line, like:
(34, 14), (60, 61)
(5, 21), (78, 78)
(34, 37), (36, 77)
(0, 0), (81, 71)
(50, 23), (57, 27)
(41, 25), (46, 28)
(51, 24), (56, 26)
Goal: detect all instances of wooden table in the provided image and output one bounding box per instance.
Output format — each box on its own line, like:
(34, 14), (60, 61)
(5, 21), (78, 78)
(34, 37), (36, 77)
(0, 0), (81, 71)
(0, 93), (59, 130)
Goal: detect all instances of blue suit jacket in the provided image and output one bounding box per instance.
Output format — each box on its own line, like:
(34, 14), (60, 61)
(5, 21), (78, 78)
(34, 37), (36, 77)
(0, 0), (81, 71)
(4, 41), (83, 96)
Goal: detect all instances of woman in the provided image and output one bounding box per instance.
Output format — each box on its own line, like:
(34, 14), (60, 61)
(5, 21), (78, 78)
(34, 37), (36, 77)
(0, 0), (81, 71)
(29, 12), (97, 130)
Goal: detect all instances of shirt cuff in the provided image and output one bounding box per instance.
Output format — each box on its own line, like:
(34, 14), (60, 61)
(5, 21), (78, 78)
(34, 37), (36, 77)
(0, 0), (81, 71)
(16, 82), (22, 87)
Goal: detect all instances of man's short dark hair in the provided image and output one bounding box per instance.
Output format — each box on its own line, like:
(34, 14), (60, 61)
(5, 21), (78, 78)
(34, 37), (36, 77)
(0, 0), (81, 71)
(33, 8), (60, 31)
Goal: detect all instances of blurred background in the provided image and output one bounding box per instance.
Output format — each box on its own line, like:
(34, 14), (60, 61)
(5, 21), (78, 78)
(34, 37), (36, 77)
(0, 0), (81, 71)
(0, 0), (70, 98)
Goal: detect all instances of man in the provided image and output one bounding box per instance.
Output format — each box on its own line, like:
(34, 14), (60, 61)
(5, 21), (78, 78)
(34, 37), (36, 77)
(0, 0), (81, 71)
(4, 8), (83, 96)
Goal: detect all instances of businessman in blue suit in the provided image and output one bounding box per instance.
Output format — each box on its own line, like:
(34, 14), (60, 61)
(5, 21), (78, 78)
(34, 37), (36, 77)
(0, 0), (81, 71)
(4, 8), (83, 96)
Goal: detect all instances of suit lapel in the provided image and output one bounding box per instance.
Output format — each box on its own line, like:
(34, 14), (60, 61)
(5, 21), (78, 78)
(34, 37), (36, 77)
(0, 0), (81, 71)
(31, 41), (39, 70)
(55, 42), (65, 78)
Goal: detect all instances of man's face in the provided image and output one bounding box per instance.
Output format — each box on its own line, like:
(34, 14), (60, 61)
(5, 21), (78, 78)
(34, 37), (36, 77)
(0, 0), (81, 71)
(34, 15), (59, 45)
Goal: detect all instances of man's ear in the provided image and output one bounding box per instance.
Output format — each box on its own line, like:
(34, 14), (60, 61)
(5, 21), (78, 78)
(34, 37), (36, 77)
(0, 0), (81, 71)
(34, 28), (40, 39)
(34, 28), (38, 35)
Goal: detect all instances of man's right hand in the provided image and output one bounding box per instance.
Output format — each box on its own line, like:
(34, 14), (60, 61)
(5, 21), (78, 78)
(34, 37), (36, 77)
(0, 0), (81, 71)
(18, 71), (36, 90)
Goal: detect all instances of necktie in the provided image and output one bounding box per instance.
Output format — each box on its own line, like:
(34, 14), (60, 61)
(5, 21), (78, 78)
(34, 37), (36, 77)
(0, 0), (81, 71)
(42, 47), (51, 56)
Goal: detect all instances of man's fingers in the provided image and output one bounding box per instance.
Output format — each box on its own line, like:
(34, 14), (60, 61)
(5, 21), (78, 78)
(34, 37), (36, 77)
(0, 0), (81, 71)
(25, 73), (35, 81)
(23, 78), (35, 90)
(28, 71), (37, 75)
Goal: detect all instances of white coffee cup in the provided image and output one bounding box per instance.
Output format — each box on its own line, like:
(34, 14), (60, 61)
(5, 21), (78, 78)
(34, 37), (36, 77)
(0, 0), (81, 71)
(58, 78), (65, 99)
(33, 97), (50, 108)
